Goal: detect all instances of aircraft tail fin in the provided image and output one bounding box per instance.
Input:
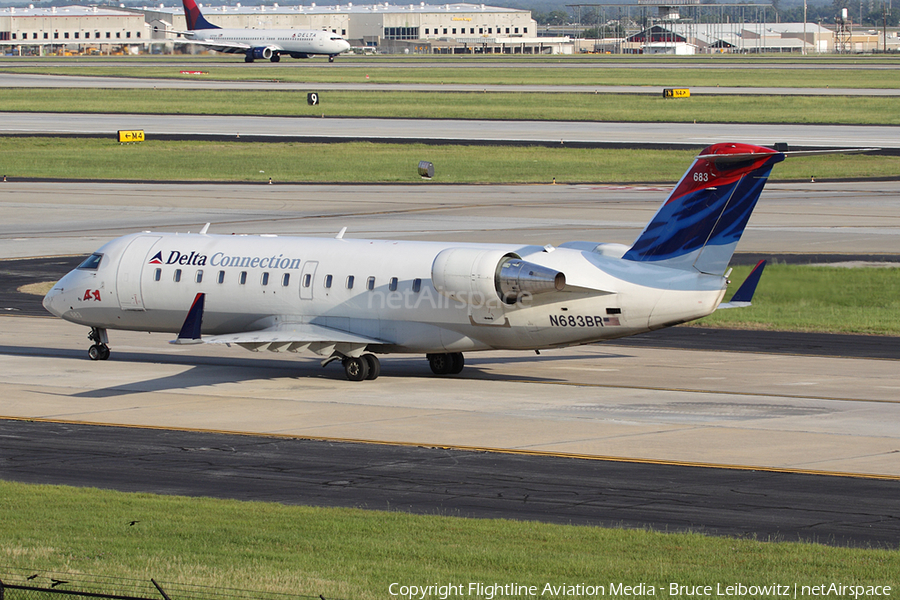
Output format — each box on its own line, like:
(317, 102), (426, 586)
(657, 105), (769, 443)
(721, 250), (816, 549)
(622, 143), (784, 275)
(182, 0), (220, 30)
(717, 260), (766, 309)
(171, 293), (205, 344)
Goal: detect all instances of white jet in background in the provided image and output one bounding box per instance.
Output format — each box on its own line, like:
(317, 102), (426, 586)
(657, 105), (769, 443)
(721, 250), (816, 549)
(173, 0), (351, 63)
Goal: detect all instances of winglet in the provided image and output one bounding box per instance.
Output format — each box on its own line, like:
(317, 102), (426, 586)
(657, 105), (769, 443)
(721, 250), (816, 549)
(171, 293), (205, 344)
(718, 260), (766, 309)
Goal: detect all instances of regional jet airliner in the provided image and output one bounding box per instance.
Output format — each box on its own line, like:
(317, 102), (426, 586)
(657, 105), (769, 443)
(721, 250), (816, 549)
(44, 143), (784, 381)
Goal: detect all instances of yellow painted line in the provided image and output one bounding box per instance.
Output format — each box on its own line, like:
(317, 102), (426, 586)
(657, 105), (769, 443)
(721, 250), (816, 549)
(3, 415), (899, 482)
(510, 379), (900, 405)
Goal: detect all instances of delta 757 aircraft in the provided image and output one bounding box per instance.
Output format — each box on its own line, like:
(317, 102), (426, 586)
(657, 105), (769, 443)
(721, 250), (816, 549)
(172, 0), (351, 62)
(44, 143), (785, 381)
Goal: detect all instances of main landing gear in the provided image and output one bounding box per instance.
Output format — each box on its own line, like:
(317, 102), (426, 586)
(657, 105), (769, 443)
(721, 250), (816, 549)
(339, 352), (465, 380)
(427, 352), (464, 375)
(87, 327), (110, 361)
(342, 353), (381, 381)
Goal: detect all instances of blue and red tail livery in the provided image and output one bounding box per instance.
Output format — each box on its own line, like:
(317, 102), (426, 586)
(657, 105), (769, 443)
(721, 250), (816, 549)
(173, 292), (205, 344)
(182, 0), (219, 30)
(623, 143), (784, 275)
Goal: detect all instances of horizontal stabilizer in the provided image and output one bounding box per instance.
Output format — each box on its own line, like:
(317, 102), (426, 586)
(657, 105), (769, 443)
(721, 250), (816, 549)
(718, 260), (766, 309)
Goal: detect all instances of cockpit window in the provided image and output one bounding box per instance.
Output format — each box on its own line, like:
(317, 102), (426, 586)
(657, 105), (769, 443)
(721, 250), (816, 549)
(77, 253), (103, 270)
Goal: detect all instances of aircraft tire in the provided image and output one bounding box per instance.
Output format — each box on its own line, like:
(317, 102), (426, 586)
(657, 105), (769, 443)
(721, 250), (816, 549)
(343, 356), (369, 382)
(426, 353), (453, 375)
(244, 54), (254, 63)
(362, 354), (381, 380)
(270, 54), (280, 62)
(328, 55), (335, 62)
(449, 352), (464, 374)
(88, 344), (110, 361)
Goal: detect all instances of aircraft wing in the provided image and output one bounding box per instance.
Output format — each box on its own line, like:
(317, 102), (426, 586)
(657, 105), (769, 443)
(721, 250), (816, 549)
(174, 38), (253, 53)
(170, 293), (385, 355)
(204, 323), (384, 347)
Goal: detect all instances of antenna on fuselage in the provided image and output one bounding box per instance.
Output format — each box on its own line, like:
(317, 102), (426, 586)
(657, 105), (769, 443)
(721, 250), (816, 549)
(336, 227), (347, 239)
(199, 223), (211, 235)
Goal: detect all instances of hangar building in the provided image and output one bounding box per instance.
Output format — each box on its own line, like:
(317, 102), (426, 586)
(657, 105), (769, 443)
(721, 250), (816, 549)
(0, 5), (146, 49)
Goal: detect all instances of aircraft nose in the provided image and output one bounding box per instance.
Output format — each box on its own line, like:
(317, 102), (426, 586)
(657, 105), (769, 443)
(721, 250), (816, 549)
(42, 284), (65, 317)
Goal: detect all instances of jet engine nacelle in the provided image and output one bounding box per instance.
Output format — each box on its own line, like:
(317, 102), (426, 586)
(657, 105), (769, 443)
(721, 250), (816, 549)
(251, 46), (275, 60)
(432, 247), (565, 306)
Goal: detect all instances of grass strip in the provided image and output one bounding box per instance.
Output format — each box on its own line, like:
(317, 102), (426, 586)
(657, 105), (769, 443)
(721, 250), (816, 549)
(3, 88), (900, 124)
(700, 264), (900, 335)
(2, 480), (898, 600)
(3, 63), (900, 88)
(1, 138), (897, 183)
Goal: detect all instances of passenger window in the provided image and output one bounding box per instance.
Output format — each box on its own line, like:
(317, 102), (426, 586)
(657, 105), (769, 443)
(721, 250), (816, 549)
(154, 268), (161, 282)
(389, 277), (398, 292)
(346, 275), (354, 289)
(77, 253), (103, 270)
(217, 271), (225, 284)
(325, 274), (333, 289)
(195, 270), (203, 283)
(282, 273), (290, 286)
(412, 278), (422, 293)
(261, 272), (269, 286)
(367, 277), (375, 291)
(174, 269), (182, 283)
(239, 271), (247, 285)
(303, 274), (312, 287)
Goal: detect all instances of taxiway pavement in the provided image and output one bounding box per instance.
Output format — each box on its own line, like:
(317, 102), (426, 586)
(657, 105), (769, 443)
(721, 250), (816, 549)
(2, 111), (898, 149)
(3, 419), (898, 547)
(3, 314), (900, 479)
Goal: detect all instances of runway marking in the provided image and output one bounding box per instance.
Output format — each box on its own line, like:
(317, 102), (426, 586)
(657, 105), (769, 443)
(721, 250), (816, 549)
(3, 415), (898, 482)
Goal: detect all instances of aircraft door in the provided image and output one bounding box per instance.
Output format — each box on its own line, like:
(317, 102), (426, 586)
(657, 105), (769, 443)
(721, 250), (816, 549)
(116, 235), (162, 311)
(300, 261), (318, 300)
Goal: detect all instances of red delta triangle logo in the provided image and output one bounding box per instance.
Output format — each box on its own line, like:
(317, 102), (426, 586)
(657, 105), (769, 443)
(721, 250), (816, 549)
(148, 251), (164, 264)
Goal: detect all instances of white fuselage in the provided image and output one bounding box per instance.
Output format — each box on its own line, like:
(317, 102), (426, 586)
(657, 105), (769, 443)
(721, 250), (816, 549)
(44, 232), (728, 355)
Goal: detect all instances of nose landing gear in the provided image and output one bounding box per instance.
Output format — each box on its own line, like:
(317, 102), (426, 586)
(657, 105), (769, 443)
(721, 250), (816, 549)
(87, 327), (110, 361)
